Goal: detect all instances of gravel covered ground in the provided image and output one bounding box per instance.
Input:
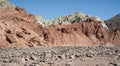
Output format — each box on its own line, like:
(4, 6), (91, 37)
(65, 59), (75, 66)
(0, 46), (120, 66)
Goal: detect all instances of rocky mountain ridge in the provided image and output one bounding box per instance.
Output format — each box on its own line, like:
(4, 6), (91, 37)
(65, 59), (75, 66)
(105, 14), (120, 32)
(36, 12), (104, 27)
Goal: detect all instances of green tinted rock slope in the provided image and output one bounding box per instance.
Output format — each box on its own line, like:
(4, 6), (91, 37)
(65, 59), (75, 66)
(0, 0), (15, 9)
(36, 12), (104, 26)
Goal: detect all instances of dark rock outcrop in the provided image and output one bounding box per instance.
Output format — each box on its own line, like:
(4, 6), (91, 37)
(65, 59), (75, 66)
(105, 14), (120, 32)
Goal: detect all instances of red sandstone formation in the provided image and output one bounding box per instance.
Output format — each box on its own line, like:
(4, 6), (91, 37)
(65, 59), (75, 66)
(44, 20), (110, 46)
(0, 7), (45, 48)
(0, 7), (119, 48)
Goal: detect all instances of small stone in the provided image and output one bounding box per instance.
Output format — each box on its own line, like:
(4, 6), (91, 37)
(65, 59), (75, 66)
(24, 64), (30, 66)
(34, 64), (40, 66)
(15, 58), (26, 64)
(108, 63), (117, 66)
(65, 64), (72, 66)
(0, 64), (5, 66)
(75, 54), (80, 58)
(16, 32), (24, 38)
(47, 62), (54, 66)
(85, 54), (92, 58)
(96, 64), (105, 66)
(113, 56), (120, 60)
(3, 59), (9, 63)
(60, 54), (66, 59)
(29, 65), (34, 66)
(24, 64), (27, 66)
(57, 55), (62, 59)
(70, 55), (75, 59)
(30, 55), (37, 60)
(25, 58), (29, 61)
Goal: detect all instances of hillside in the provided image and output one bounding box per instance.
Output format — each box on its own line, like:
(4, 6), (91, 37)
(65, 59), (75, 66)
(0, 7), (119, 48)
(105, 14), (120, 32)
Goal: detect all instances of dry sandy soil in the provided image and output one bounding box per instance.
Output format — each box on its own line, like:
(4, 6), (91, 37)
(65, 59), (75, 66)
(0, 46), (120, 66)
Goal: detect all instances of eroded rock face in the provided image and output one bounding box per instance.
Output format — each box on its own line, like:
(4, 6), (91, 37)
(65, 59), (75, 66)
(110, 29), (120, 45)
(0, 7), (119, 48)
(44, 19), (110, 46)
(0, 7), (45, 48)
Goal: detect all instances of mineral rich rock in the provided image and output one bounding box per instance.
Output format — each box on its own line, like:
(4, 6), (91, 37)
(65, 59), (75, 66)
(35, 15), (49, 27)
(0, 0), (15, 9)
(36, 12), (105, 27)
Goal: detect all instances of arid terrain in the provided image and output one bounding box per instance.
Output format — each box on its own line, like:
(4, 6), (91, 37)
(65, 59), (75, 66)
(0, 46), (120, 66)
(0, 0), (120, 66)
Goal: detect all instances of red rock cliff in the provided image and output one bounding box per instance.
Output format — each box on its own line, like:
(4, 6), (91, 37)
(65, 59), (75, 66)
(0, 7), (119, 48)
(0, 7), (45, 48)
